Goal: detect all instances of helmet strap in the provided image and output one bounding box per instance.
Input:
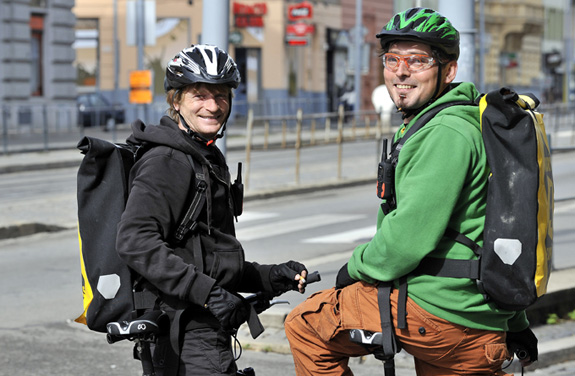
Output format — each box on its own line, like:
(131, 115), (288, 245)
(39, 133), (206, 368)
(398, 64), (446, 120)
(176, 92), (234, 146)
(172, 89), (232, 146)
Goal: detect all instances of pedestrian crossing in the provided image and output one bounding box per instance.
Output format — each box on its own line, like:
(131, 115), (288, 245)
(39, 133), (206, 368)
(236, 211), (375, 244)
(303, 225), (376, 244)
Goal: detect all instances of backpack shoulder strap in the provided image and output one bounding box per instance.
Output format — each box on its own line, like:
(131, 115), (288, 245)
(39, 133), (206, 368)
(393, 100), (476, 156)
(174, 154), (209, 242)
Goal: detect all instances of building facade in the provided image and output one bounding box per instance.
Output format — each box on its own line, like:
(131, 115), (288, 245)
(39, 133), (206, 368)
(0, 0), (76, 127)
(73, 0), (394, 118)
(0, 0), (570, 132)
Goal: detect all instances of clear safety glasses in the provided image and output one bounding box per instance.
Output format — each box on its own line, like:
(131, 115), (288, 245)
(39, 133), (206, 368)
(382, 53), (436, 73)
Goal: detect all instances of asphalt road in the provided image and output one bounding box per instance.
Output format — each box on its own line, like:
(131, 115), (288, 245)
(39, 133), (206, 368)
(1, 145), (574, 375)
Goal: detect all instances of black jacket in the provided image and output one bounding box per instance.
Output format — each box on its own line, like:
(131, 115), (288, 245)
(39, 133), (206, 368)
(116, 116), (273, 327)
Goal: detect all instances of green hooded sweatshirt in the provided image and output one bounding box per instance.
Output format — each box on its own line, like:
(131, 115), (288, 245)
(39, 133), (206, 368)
(348, 82), (528, 332)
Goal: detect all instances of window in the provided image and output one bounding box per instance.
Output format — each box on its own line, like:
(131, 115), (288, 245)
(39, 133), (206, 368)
(74, 19), (99, 90)
(30, 14), (44, 96)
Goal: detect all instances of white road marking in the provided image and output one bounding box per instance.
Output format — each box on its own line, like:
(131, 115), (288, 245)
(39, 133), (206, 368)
(236, 214), (364, 241)
(303, 225), (376, 244)
(301, 249), (355, 267)
(238, 211), (280, 222)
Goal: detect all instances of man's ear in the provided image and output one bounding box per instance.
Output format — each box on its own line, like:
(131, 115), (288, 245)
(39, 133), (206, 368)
(444, 61), (458, 84)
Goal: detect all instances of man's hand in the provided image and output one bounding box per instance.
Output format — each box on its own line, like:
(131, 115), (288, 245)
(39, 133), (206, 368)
(335, 263), (357, 289)
(506, 327), (538, 367)
(270, 260), (308, 294)
(205, 286), (250, 332)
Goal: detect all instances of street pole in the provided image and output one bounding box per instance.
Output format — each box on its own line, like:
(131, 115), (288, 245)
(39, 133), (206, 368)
(136, 0), (145, 70)
(354, 0), (363, 119)
(564, 0), (572, 104)
(202, 0), (230, 155)
(113, 0), (119, 101)
(113, 0), (120, 139)
(438, 0), (475, 84)
(135, 0), (145, 123)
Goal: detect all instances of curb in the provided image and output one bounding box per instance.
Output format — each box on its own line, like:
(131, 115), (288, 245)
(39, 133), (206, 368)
(0, 160), (81, 174)
(0, 223), (69, 239)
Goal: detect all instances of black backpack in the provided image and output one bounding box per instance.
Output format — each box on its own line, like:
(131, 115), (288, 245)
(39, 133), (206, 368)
(74, 136), (211, 333)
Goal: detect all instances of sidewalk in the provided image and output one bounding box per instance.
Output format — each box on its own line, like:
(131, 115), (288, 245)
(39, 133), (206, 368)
(1, 142), (575, 374)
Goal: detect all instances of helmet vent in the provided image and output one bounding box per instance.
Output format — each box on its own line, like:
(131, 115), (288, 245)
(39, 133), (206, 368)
(198, 46), (219, 76)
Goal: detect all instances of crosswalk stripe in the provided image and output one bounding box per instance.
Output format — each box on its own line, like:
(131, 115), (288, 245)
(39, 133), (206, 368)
(236, 214), (364, 241)
(302, 250), (354, 267)
(303, 225), (376, 244)
(555, 200), (575, 213)
(238, 211), (280, 222)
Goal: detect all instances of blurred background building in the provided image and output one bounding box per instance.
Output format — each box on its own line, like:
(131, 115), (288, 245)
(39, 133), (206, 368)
(0, 0), (574, 128)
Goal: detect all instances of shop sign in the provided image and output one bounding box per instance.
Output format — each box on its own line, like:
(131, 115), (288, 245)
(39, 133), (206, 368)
(286, 22), (314, 37)
(287, 1), (313, 21)
(286, 22), (315, 46)
(233, 2), (267, 28)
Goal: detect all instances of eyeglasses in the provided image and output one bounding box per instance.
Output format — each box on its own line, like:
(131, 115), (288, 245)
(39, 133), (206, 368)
(382, 53), (436, 73)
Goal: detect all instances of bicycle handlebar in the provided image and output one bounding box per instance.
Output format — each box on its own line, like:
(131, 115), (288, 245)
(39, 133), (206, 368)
(245, 270), (321, 314)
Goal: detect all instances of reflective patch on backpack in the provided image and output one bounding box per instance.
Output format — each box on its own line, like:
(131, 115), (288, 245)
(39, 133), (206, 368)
(97, 274), (122, 300)
(493, 238), (522, 265)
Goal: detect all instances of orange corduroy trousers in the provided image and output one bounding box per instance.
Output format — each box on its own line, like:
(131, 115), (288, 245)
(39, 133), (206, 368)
(285, 282), (513, 375)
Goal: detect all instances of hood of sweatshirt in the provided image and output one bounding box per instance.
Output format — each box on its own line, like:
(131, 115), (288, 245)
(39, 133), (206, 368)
(126, 115), (225, 166)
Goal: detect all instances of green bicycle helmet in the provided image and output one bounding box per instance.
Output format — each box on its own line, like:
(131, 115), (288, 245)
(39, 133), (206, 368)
(376, 7), (460, 60)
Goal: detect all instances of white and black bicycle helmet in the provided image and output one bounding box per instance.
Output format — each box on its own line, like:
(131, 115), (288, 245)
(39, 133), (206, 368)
(164, 44), (241, 92)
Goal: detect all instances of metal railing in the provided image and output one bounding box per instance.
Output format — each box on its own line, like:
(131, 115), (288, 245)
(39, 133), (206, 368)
(1, 101), (575, 155)
(241, 106), (388, 190)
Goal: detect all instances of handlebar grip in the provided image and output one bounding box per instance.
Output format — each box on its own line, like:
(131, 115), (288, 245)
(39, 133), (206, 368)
(306, 271), (321, 284)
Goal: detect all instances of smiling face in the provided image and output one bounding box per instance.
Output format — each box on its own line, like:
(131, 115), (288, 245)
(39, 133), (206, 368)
(175, 83), (231, 139)
(384, 40), (457, 122)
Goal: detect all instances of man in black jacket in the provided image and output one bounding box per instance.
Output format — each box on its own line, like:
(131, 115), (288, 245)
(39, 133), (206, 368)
(116, 44), (309, 376)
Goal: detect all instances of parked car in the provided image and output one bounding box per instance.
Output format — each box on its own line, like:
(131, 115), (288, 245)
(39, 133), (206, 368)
(77, 92), (125, 129)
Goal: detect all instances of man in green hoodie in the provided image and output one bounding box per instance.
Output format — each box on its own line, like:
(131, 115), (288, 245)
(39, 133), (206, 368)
(285, 8), (538, 376)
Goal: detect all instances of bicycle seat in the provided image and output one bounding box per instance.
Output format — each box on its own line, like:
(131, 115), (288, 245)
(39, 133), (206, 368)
(349, 329), (383, 346)
(349, 329), (393, 362)
(106, 310), (167, 343)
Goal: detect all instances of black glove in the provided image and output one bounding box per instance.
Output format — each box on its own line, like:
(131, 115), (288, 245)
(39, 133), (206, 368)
(269, 260), (307, 294)
(506, 327), (538, 362)
(335, 263), (357, 289)
(205, 286), (250, 332)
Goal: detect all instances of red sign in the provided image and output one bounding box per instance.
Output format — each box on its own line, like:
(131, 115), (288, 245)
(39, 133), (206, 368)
(288, 1), (313, 21)
(286, 22), (315, 37)
(287, 39), (308, 46)
(233, 2), (267, 28)
(235, 15), (264, 27)
(233, 2), (267, 15)
(286, 22), (315, 46)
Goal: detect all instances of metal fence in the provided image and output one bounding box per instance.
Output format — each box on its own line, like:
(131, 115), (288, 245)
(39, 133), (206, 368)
(1, 100), (575, 154)
(540, 102), (575, 151)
